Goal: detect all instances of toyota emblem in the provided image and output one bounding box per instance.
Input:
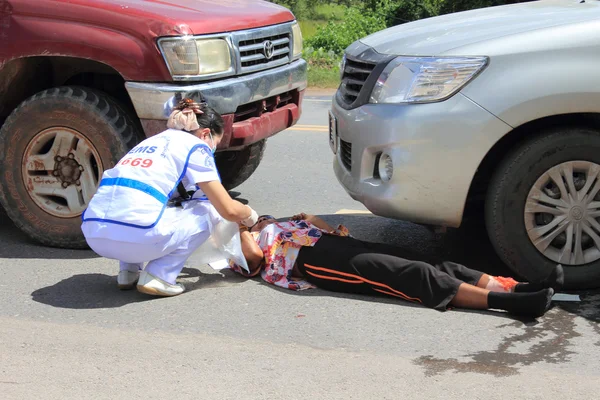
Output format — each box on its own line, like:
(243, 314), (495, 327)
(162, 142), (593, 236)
(263, 40), (274, 60)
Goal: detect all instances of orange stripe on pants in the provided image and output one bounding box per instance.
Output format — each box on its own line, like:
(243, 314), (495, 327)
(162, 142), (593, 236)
(303, 263), (422, 303)
(304, 270), (363, 284)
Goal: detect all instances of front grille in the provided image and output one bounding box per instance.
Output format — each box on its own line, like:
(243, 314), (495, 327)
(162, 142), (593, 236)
(340, 139), (352, 171)
(339, 58), (376, 106)
(239, 33), (290, 69)
(335, 45), (395, 110)
(232, 24), (293, 75)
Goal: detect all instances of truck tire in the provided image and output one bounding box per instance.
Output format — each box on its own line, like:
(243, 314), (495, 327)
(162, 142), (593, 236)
(0, 87), (141, 249)
(215, 139), (266, 190)
(485, 127), (600, 289)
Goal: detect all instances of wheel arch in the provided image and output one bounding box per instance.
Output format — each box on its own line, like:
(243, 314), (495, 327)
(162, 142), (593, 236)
(463, 113), (600, 221)
(0, 57), (137, 125)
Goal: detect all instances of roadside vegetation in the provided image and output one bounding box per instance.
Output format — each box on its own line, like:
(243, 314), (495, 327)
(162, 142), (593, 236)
(270, 1), (534, 88)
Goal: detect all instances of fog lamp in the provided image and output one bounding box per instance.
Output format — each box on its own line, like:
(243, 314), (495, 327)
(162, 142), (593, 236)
(378, 153), (393, 182)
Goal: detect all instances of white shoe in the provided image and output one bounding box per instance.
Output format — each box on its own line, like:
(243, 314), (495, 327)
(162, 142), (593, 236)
(136, 271), (185, 297)
(117, 270), (140, 290)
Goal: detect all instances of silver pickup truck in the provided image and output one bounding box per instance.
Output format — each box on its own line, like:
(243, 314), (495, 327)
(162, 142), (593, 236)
(330, 0), (600, 289)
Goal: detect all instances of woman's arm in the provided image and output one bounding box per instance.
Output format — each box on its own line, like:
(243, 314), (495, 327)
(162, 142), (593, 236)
(291, 213), (337, 232)
(307, 215), (337, 232)
(239, 226), (264, 277)
(198, 180), (256, 223)
(290, 213), (350, 236)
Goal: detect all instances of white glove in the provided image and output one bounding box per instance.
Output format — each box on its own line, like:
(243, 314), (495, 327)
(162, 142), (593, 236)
(241, 207), (259, 227)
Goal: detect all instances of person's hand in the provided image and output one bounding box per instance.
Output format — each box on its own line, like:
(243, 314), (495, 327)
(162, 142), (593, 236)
(290, 213), (308, 221)
(241, 206), (259, 226)
(238, 223), (249, 233)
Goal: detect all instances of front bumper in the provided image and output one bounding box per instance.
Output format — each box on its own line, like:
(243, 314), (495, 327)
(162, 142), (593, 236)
(331, 93), (512, 227)
(125, 59), (307, 149)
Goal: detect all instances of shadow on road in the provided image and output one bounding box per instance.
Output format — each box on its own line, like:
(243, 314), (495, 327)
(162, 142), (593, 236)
(268, 282), (527, 322)
(317, 213), (513, 277)
(0, 213), (98, 260)
(178, 266), (251, 291)
(31, 272), (149, 309)
(229, 191), (248, 204)
(30, 267), (248, 309)
(554, 291), (600, 326)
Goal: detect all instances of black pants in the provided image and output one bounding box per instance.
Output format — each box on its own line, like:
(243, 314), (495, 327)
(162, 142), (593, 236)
(295, 235), (484, 310)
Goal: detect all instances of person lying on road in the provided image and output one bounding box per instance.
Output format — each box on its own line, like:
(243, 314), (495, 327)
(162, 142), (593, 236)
(81, 97), (258, 297)
(229, 213), (563, 318)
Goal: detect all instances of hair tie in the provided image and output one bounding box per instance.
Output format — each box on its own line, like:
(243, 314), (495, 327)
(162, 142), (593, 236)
(167, 109), (200, 131)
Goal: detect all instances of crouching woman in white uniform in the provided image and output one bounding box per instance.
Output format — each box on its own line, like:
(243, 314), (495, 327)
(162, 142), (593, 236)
(81, 97), (259, 297)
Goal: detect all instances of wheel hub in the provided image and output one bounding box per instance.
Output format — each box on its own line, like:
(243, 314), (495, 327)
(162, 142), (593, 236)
(22, 127), (102, 218)
(525, 160), (600, 266)
(53, 153), (84, 188)
(569, 205), (584, 221)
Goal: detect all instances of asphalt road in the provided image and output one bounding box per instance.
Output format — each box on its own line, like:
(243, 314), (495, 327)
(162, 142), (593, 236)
(1, 92), (599, 399)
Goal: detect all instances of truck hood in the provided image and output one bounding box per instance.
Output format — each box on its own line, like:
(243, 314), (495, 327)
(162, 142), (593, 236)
(360, 0), (600, 56)
(52, 0), (295, 36)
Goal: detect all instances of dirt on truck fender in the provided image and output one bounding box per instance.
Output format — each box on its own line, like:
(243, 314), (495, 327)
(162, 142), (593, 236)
(0, 0), (307, 248)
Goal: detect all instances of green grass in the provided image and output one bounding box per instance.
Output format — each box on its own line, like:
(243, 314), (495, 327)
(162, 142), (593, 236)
(299, 3), (346, 40)
(308, 65), (340, 88)
(312, 3), (346, 20)
(299, 20), (325, 40)
(298, 3), (347, 88)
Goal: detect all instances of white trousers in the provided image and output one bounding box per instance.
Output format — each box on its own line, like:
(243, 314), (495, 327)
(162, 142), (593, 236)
(87, 229), (210, 284)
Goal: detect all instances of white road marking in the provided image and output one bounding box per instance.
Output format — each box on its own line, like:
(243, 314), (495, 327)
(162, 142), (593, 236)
(287, 125), (328, 132)
(334, 209), (372, 215)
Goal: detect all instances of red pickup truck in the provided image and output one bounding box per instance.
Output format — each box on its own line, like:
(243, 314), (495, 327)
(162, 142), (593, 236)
(0, 0), (306, 248)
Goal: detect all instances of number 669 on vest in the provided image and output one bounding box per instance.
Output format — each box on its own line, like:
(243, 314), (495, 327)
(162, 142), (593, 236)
(117, 157), (153, 168)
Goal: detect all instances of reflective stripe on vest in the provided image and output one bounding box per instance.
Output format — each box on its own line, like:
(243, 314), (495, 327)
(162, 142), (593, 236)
(99, 177), (168, 204)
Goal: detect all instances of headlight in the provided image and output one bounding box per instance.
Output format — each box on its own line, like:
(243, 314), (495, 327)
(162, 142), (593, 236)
(291, 22), (303, 59)
(339, 54), (347, 80)
(370, 56), (488, 104)
(158, 37), (233, 78)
